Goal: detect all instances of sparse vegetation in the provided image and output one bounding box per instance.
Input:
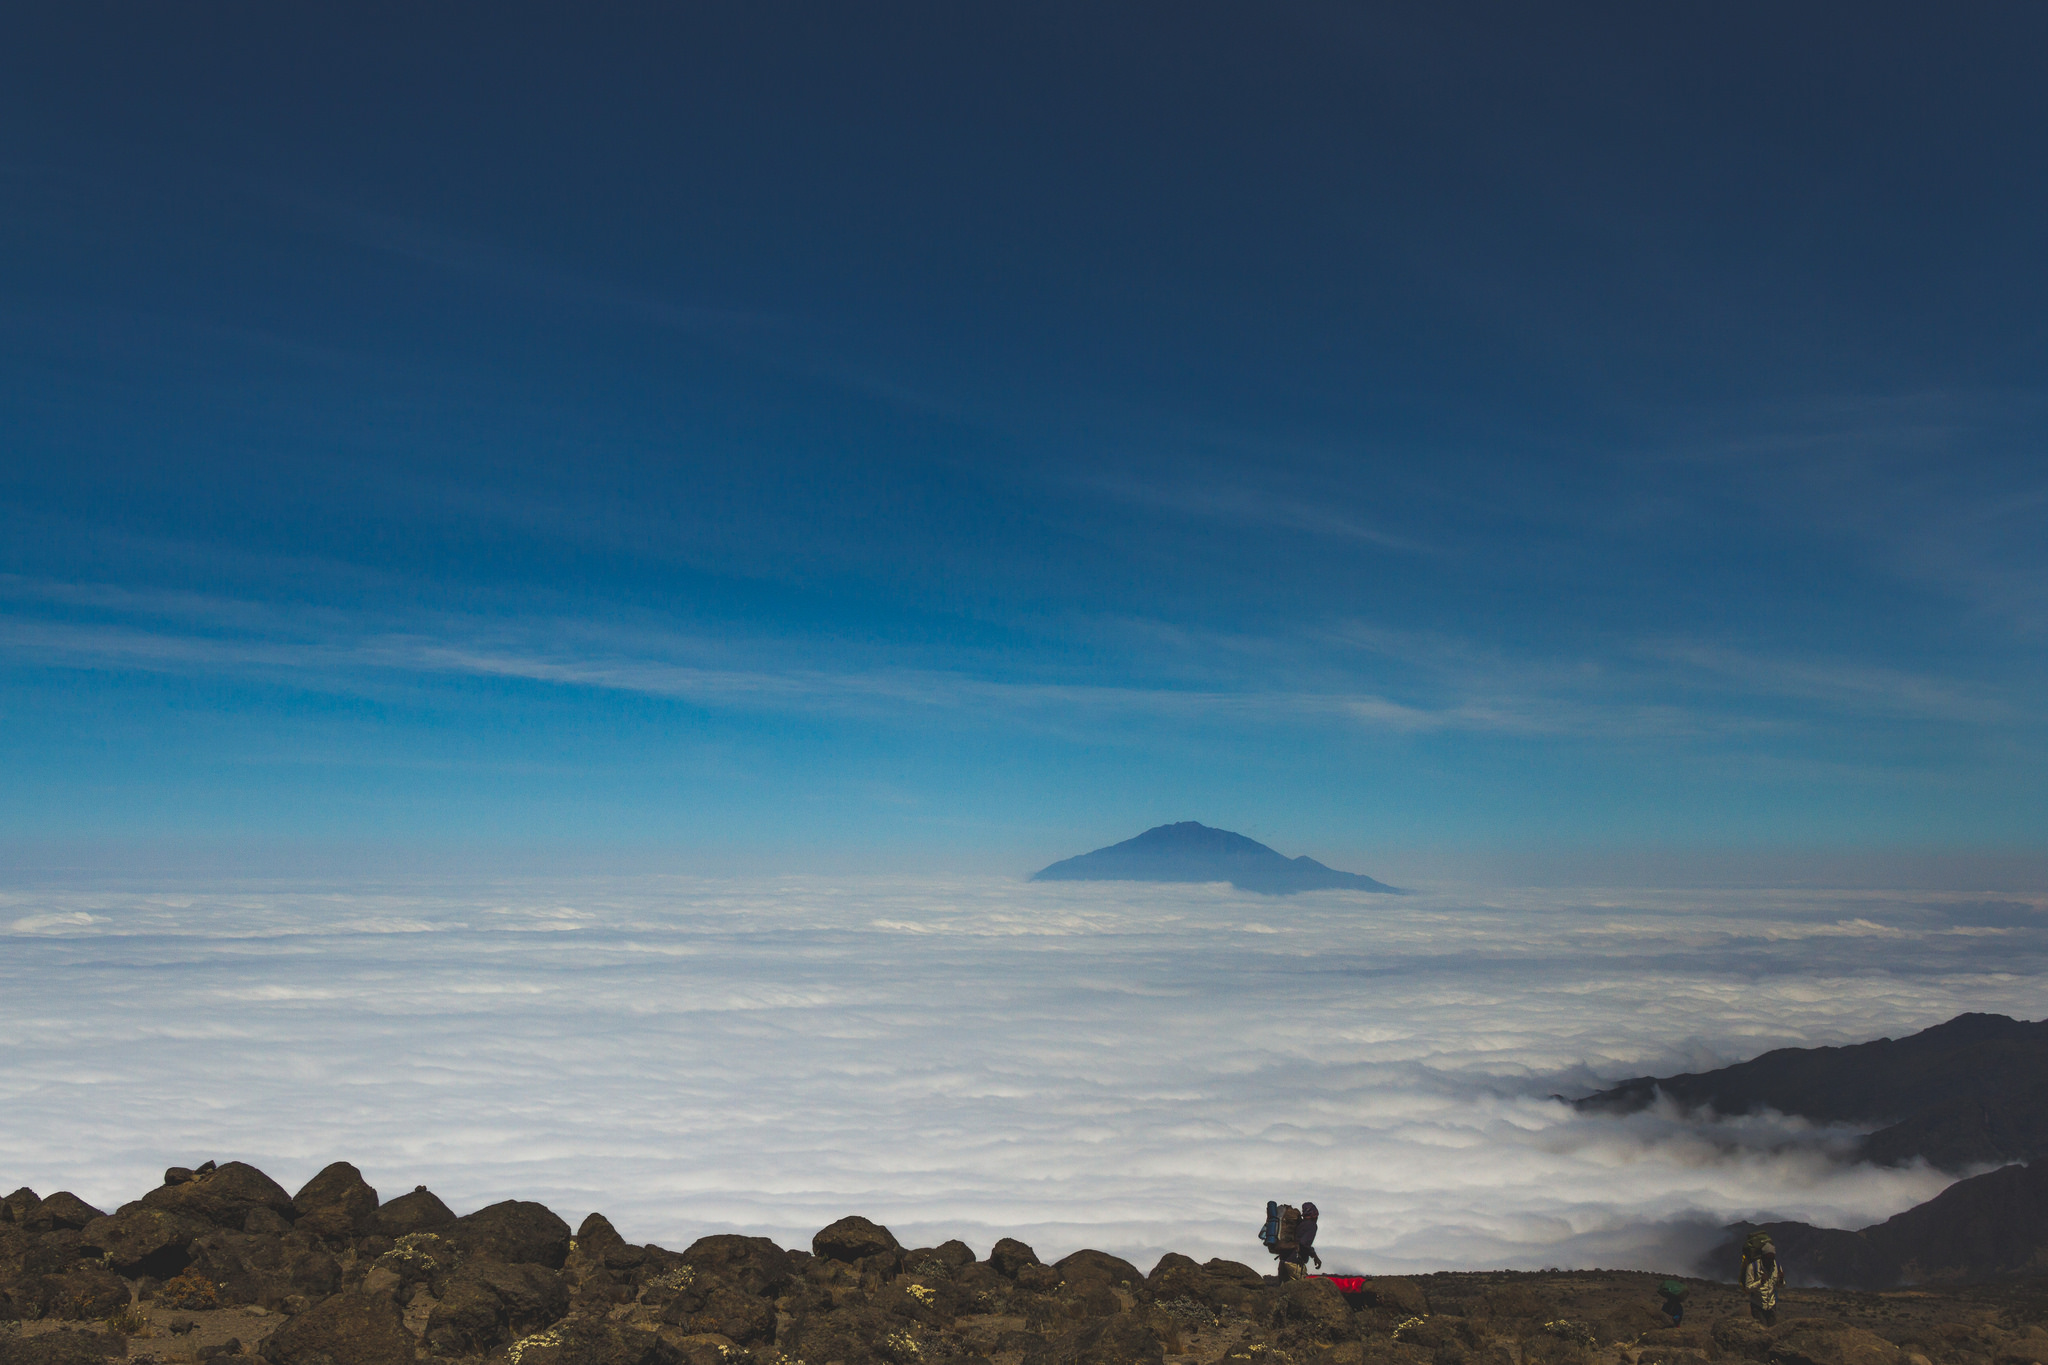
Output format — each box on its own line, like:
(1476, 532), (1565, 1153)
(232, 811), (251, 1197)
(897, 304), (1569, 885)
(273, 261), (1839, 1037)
(156, 1270), (222, 1311)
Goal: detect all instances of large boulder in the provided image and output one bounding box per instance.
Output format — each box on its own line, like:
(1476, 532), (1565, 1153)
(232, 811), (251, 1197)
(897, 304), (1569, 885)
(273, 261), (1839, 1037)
(574, 1213), (647, 1275)
(424, 1258), (571, 1355)
(1055, 1249), (1144, 1293)
(77, 1207), (209, 1278)
(449, 1199), (573, 1269)
(292, 1161), (379, 1238)
(1269, 1277), (1358, 1346)
(371, 1185), (457, 1238)
(136, 1161), (295, 1229)
(990, 1238), (1043, 1278)
(814, 1215), (900, 1265)
(0, 1189), (38, 1225)
(1148, 1255), (1254, 1315)
(14, 1264), (129, 1320)
(22, 1193), (104, 1234)
(682, 1234), (795, 1297)
(185, 1227), (342, 1309)
(260, 1289), (415, 1365)
(658, 1275), (779, 1344)
(576, 1211), (627, 1253)
(917, 1240), (977, 1271)
(368, 1229), (462, 1296)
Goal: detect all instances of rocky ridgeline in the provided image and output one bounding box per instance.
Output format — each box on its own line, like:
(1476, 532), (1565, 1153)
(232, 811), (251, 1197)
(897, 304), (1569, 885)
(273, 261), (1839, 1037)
(6, 1164), (2048, 1365)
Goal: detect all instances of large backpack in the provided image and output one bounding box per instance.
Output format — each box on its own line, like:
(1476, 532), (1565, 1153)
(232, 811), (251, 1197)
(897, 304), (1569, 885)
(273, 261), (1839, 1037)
(1740, 1230), (1774, 1277)
(1277, 1204), (1301, 1251)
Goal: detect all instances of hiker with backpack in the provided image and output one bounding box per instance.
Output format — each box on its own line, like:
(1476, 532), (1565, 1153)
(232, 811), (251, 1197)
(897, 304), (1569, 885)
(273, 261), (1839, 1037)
(1259, 1200), (1323, 1281)
(1740, 1233), (1785, 1325)
(1296, 1202), (1322, 1273)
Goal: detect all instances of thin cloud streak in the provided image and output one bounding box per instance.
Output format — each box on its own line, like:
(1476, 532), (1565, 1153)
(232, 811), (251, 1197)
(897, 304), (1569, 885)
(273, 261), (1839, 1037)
(2, 575), (2032, 750)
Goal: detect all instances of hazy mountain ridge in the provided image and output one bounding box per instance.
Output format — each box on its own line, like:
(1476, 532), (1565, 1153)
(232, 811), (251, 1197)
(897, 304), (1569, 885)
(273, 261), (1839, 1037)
(1720, 1158), (2048, 1292)
(1577, 1013), (2048, 1290)
(1576, 1013), (2048, 1171)
(1032, 823), (1399, 896)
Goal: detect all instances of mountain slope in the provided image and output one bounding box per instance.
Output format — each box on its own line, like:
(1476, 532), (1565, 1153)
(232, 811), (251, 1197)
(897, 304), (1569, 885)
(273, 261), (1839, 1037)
(1714, 1157), (2048, 1288)
(1576, 1012), (2048, 1170)
(1031, 822), (1398, 896)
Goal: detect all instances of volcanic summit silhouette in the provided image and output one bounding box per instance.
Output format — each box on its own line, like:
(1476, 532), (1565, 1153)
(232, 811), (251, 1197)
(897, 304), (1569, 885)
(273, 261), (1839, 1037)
(1031, 821), (1399, 895)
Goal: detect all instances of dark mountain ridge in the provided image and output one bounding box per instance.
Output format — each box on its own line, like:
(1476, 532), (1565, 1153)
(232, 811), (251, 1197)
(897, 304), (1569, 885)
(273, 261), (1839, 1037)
(1715, 1156), (2048, 1290)
(1032, 822), (1399, 896)
(1576, 1012), (2048, 1290)
(1576, 1012), (2048, 1171)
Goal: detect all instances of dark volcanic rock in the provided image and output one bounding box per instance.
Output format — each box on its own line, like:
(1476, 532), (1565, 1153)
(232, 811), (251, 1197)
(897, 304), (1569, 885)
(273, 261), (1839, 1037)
(0, 1189), (38, 1225)
(425, 1258), (571, 1354)
(1057, 1316), (1165, 1365)
(0, 1329), (127, 1364)
(1352, 1275), (1429, 1317)
(186, 1226), (342, 1308)
(1268, 1276), (1359, 1345)
(448, 1199), (572, 1268)
(23, 1193), (103, 1233)
(814, 1215), (900, 1264)
(576, 1211), (628, 1257)
(17, 1264), (129, 1320)
(136, 1161), (296, 1229)
(1147, 1254), (1247, 1315)
(1055, 1249), (1144, 1293)
(291, 1160), (379, 1238)
(683, 1233), (795, 1296)
(786, 1302), (897, 1365)
(260, 1289), (414, 1365)
(658, 1273), (779, 1343)
(1577, 1012), (2048, 1170)
(990, 1237), (1043, 1278)
(370, 1184), (456, 1237)
(1032, 822), (1397, 896)
(78, 1207), (209, 1278)
(511, 1314), (680, 1365)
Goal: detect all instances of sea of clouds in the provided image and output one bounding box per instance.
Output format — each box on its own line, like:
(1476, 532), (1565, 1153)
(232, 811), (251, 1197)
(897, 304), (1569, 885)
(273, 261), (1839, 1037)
(2, 873), (2043, 1277)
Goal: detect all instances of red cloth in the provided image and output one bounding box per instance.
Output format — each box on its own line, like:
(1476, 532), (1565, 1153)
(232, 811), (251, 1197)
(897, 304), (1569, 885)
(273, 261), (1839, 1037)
(1315, 1276), (1365, 1293)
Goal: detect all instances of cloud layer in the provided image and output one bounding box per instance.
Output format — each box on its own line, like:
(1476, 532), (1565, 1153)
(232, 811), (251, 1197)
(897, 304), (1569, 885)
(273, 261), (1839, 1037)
(3, 874), (2042, 1275)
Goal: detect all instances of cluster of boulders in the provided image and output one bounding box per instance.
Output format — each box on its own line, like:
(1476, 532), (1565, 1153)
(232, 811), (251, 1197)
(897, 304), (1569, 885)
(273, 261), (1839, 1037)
(5, 1163), (2047, 1365)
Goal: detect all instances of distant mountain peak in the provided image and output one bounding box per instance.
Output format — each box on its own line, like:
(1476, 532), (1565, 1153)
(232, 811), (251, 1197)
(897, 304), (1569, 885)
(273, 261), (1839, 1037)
(1031, 821), (1399, 896)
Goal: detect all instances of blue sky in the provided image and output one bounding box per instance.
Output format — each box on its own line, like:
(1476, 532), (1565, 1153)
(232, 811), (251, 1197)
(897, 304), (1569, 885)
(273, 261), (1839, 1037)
(3, 3), (2045, 867)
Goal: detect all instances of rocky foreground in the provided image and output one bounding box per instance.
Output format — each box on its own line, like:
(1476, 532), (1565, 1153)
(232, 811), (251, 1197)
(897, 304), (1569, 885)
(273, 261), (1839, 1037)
(6, 1163), (2048, 1365)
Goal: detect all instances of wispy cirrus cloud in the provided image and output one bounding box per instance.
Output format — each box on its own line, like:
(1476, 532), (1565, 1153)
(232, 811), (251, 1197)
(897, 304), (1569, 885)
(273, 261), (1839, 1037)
(2, 574), (2033, 754)
(1086, 471), (1430, 552)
